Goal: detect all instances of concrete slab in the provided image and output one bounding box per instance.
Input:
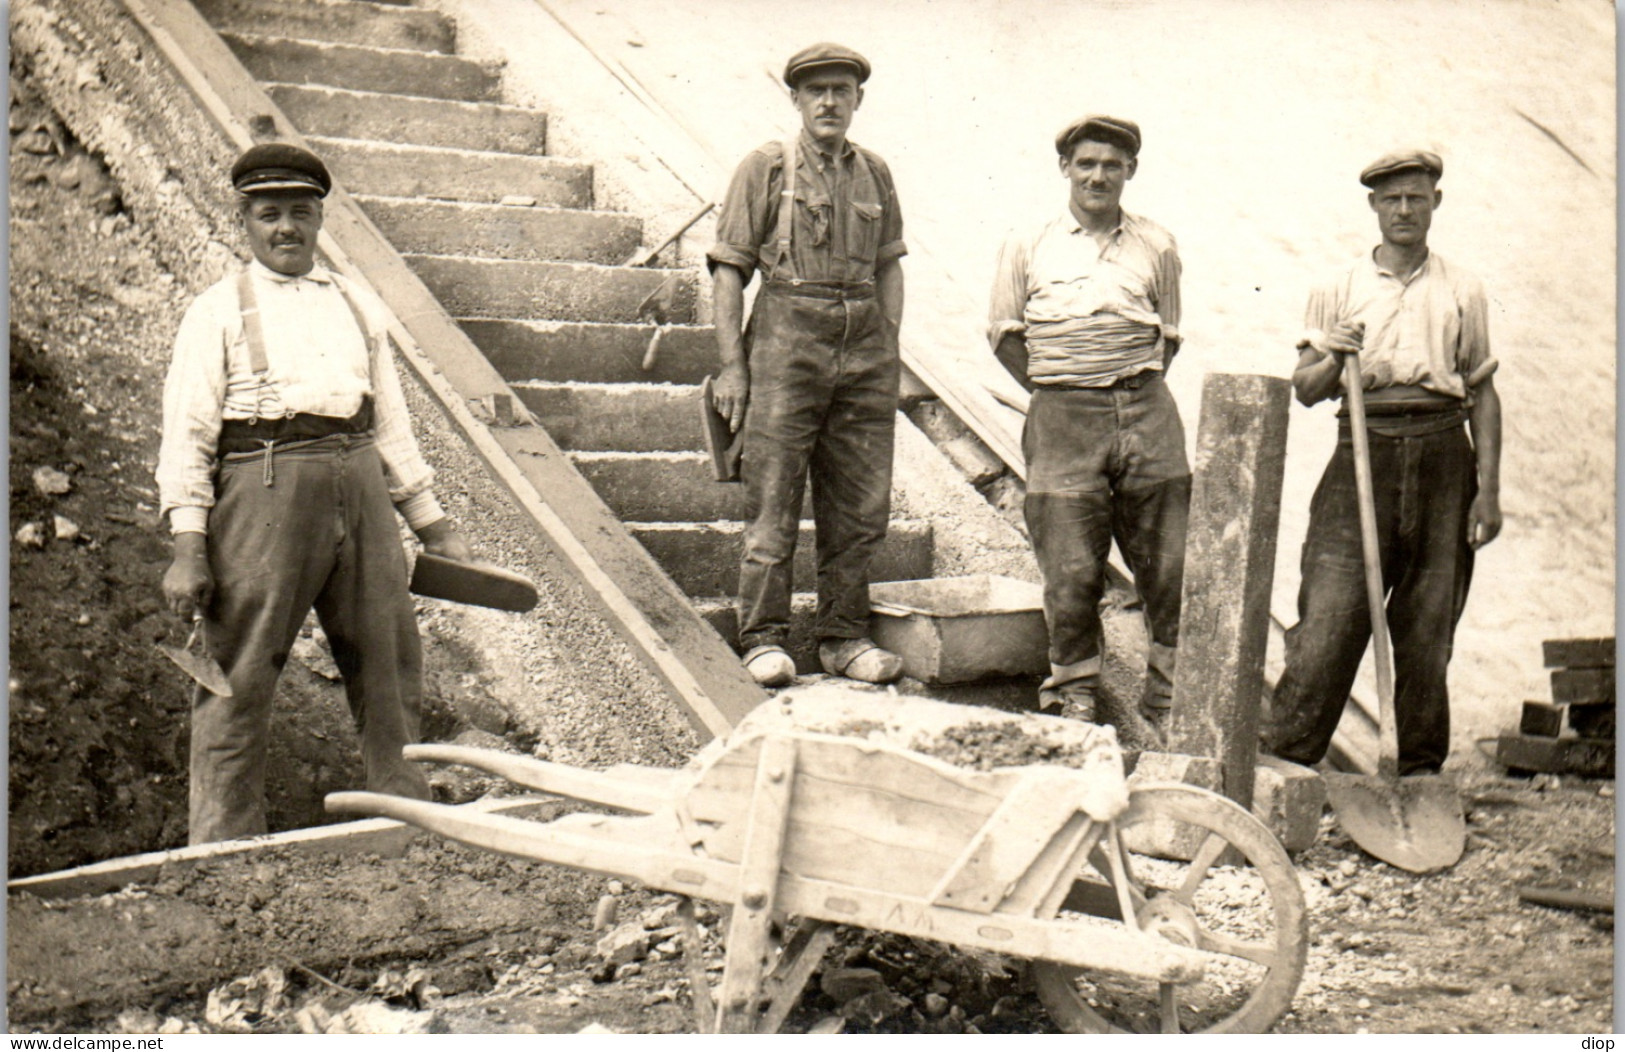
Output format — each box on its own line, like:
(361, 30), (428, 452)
(223, 32), (501, 101)
(406, 255), (698, 324)
(196, 0), (455, 54)
(312, 138), (590, 208)
(356, 196), (639, 264)
(632, 519), (933, 597)
(465, 319), (716, 386)
(569, 452), (769, 522)
(268, 85), (548, 155)
(516, 382), (704, 452)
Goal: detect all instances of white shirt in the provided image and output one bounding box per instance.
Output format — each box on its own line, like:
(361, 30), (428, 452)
(156, 261), (442, 534)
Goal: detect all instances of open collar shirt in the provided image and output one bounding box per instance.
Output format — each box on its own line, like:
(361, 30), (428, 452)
(156, 260), (442, 535)
(988, 209), (1181, 388)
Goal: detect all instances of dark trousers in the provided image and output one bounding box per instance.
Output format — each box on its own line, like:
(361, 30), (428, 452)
(1265, 422), (1477, 774)
(190, 434), (431, 844)
(1022, 379), (1191, 689)
(737, 286), (899, 649)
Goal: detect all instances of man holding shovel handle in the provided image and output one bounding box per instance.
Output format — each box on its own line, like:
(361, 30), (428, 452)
(1264, 148), (1503, 780)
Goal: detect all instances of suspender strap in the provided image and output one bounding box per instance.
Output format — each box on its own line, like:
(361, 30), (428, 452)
(773, 136), (798, 278)
(236, 269), (270, 376)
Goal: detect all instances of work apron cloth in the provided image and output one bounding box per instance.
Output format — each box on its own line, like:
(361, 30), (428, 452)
(188, 275), (430, 844)
(736, 138), (899, 650)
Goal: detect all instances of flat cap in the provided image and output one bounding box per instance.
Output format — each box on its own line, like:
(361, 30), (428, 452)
(1055, 114), (1141, 158)
(231, 142), (331, 197)
(1359, 149), (1443, 187)
(783, 42), (870, 88)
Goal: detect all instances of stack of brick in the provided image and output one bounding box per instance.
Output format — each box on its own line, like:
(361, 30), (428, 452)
(1496, 638), (1616, 777)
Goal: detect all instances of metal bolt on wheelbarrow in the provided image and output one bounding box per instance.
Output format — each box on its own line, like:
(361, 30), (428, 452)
(327, 686), (1308, 1033)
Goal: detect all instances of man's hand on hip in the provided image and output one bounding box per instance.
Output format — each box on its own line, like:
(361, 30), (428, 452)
(714, 361), (750, 433)
(162, 532), (214, 618)
(415, 517), (474, 562)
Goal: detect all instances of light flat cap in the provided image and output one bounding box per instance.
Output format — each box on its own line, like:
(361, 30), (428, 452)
(231, 142), (331, 197)
(1359, 149), (1443, 187)
(783, 43), (870, 88)
(1055, 114), (1141, 158)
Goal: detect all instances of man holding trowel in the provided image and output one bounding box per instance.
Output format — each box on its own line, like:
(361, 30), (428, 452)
(706, 43), (908, 688)
(987, 115), (1187, 728)
(156, 142), (474, 844)
(1264, 149), (1503, 776)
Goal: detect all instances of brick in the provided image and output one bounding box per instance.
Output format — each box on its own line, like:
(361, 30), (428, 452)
(1542, 637), (1615, 669)
(1551, 667), (1615, 704)
(1568, 704), (1616, 741)
(1520, 700), (1567, 738)
(1251, 755), (1327, 855)
(1496, 734), (1615, 778)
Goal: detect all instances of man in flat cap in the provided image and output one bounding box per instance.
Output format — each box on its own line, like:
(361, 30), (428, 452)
(157, 142), (473, 843)
(1264, 149), (1502, 774)
(707, 43), (908, 686)
(987, 115), (1187, 729)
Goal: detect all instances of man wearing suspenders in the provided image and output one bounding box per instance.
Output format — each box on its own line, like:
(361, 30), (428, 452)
(708, 44), (908, 687)
(156, 143), (472, 844)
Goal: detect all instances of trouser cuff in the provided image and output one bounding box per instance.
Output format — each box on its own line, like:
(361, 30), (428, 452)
(1042, 656), (1102, 691)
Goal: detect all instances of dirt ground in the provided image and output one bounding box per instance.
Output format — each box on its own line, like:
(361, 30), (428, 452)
(5, 27), (1616, 1038)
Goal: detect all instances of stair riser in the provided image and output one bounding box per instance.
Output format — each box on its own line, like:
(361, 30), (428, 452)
(636, 524), (933, 598)
(572, 457), (805, 522)
(517, 385), (702, 452)
(408, 257), (697, 325)
(224, 34), (501, 102)
(267, 85), (547, 156)
(313, 139), (590, 208)
(359, 198), (639, 265)
(467, 320), (715, 386)
(198, 0), (455, 53)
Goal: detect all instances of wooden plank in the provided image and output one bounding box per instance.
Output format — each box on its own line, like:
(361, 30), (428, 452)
(1543, 637), (1616, 669)
(1520, 700), (1567, 738)
(930, 768), (1089, 914)
(116, 0), (767, 741)
(7, 796), (557, 900)
(1551, 667), (1616, 704)
(403, 744), (678, 813)
(1518, 885), (1615, 914)
(1495, 734), (1615, 778)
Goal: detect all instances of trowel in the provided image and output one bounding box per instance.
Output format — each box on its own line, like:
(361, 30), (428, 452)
(1322, 353), (1465, 873)
(156, 615), (234, 697)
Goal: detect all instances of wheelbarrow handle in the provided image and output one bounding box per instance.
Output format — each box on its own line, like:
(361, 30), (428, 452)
(1342, 354), (1400, 780)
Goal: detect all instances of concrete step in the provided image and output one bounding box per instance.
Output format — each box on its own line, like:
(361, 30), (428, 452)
(355, 197), (640, 265)
(197, 0), (455, 54)
(406, 256), (698, 324)
(223, 32), (501, 102)
(309, 138), (590, 207)
(570, 452), (798, 522)
(465, 320), (716, 386)
(267, 85), (548, 156)
(515, 382), (702, 452)
(632, 520), (934, 598)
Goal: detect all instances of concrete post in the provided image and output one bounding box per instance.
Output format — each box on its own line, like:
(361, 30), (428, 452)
(1167, 373), (1291, 809)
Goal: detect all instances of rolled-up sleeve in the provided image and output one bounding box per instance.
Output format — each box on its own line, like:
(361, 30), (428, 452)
(1153, 236), (1182, 345)
(987, 230), (1031, 348)
(869, 154), (907, 266)
(348, 282), (444, 530)
(156, 289), (230, 535)
(706, 146), (775, 279)
(1456, 275), (1492, 376)
(1297, 277), (1342, 355)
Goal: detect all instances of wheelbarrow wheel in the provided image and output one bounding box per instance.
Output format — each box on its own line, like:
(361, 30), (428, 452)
(1033, 783), (1308, 1034)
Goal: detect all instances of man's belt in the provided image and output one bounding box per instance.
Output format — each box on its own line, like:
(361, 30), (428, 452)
(762, 279), (876, 300)
(219, 397), (374, 455)
(1038, 369), (1162, 393)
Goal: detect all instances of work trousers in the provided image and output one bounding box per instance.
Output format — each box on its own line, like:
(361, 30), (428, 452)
(189, 434), (431, 844)
(1265, 422), (1477, 774)
(737, 284), (899, 649)
(1022, 378), (1191, 690)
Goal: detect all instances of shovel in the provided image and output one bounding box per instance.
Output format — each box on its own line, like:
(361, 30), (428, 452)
(156, 615), (234, 697)
(1322, 351), (1466, 873)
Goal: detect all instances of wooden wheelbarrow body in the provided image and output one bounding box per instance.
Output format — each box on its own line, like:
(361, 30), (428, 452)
(328, 688), (1248, 1032)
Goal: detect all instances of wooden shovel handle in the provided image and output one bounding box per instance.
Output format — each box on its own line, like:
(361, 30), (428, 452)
(1343, 354), (1400, 779)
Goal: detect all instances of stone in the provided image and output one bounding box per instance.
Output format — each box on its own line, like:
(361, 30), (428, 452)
(1123, 751), (1223, 860)
(14, 522), (47, 549)
(1251, 754), (1327, 854)
(32, 466), (72, 496)
(53, 515), (80, 542)
(1519, 700), (1566, 738)
(1550, 668), (1614, 705)
(593, 923), (650, 970)
(1542, 637), (1615, 669)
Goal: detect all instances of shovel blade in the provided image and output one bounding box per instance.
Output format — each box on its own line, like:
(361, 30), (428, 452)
(1324, 772), (1465, 873)
(156, 643), (234, 697)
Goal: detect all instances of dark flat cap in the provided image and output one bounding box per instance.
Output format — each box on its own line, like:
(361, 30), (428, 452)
(1055, 114), (1141, 158)
(1359, 149), (1443, 187)
(231, 142), (331, 197)
(783, 42), (870, 88)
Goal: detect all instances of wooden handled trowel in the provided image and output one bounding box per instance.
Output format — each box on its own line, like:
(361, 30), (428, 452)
(156, 615), (234, 697)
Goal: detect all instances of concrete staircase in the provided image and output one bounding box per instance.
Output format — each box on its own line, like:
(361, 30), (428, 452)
(193, 0), (935, 673)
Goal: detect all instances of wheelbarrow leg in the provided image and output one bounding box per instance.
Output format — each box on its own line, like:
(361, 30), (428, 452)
(715, 735), (799, 1033)
(757, 920), (837, 1035)
(676, 897), (716, 1033)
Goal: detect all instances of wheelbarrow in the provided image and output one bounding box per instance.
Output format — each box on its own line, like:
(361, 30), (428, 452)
(327, 686), (1307, 1033)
